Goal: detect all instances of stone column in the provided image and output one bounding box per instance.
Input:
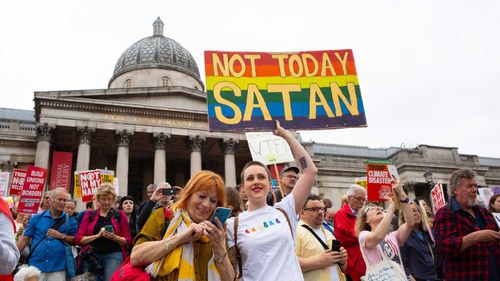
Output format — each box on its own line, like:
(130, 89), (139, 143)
(153, 132), (170, 184)
(34, 123), (54, 170)
(221, 138), (238, 187)
(75, 127), (95, 211)
(115, 129), (133, 196)
(189, 136), (205, 177)
(76, 126), (95, 171)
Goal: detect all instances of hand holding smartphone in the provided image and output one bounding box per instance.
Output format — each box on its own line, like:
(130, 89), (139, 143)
(210, 207), (232, 225)
(332, 239), (341, 252)
(104, 225), (114, 233)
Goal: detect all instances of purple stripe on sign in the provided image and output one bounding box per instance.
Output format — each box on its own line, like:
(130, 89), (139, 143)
(208, 114), (367, 132)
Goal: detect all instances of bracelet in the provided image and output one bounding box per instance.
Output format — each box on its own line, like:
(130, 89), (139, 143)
(163, 237), (172, 252)
(213, 251), (227, 263)
(399, 197), (410, 204)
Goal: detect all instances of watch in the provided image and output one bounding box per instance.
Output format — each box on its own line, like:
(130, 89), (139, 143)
(399, 197), (410, 204)
(214, 251), (227, 263)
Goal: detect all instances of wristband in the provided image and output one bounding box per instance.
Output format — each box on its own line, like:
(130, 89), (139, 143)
(400, 197), (409, 204)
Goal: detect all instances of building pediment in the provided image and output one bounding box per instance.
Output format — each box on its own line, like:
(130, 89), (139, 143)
(35, 86), (209, 120)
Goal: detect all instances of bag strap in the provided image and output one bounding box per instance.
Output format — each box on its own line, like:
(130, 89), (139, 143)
(301, 224), (329, 250)
(233, 215), (242, 277)
(27, 213), (67, 261)
(276, 208), (292, 235)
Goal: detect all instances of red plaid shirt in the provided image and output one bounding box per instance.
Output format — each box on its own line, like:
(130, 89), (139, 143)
(434, 197), (499, 281)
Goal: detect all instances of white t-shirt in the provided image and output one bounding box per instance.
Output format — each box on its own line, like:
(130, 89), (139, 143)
(227, 194), (303, 281)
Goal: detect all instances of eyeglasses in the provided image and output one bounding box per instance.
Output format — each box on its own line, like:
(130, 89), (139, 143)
(303, 207), (325, 213)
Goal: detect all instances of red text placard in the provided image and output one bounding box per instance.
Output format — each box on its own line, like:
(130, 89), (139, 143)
(9, 169), (27, 196)
(367, 163), (392, 201)
(431, 181), (445, 213)
(17, 166), (48, 214)
(80, 170), (101, 203)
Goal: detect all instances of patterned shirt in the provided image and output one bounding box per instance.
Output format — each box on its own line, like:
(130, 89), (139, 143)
(434, 197), (499, 281)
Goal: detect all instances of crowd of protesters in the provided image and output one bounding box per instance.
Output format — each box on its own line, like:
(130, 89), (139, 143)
(1, 122), (499, 281)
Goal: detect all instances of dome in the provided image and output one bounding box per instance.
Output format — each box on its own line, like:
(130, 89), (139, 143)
(109, 18), (201, 88)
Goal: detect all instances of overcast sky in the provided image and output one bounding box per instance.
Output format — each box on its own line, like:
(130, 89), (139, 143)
(1, 0), (499, 157)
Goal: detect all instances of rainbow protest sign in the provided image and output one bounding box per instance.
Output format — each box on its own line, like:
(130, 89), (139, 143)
(204, 50), (367, 131)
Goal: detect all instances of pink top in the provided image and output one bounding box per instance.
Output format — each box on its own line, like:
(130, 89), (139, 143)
(75, 208), (132, 258)
(359, 230), (404, 272)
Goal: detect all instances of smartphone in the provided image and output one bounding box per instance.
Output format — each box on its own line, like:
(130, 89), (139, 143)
(332, 239), (341, 252)
(210, 207), (232, 225)
(104, 225), (114, 233)
(162, 188), (177, 196)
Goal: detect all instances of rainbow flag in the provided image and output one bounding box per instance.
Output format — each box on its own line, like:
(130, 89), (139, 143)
(204, 50), (367, 132)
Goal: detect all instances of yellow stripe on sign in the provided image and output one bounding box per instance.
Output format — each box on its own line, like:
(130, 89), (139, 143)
(206, 75), (359, 90)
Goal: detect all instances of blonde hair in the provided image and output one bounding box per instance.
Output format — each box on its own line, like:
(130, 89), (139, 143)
(93, 182), (117, 202)
(400, 201), (428, 232)
(355, 203), (378, 235)
(171, 170), (226, 213)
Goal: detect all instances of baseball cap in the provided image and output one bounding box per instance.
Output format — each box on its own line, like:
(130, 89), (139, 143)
(280, 165), (300, 175)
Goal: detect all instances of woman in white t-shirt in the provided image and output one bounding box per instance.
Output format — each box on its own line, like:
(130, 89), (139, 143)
(227, 121), (318, 281)
(355, 181), (414, 277)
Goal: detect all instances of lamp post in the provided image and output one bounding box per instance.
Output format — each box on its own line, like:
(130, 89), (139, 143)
(424, 169), (434, 186)
(423, 168), (435, 215)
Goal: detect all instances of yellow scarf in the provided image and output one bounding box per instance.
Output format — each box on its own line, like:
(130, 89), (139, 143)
(145, 210), (221, 281)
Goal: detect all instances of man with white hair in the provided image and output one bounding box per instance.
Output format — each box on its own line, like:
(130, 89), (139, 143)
(333, 184), (367, 281)
(434, 168), (500, 281)
(17, 188), (78, 281)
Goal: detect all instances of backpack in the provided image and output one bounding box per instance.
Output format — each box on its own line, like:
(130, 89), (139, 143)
(233, 208), (291, 278)
(110, 207), (171, 281)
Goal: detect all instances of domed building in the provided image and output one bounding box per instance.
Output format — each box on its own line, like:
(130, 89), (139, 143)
(1, 18), (500, 212)
(109, 18), (203, 91)
(11, 18), (251, 210)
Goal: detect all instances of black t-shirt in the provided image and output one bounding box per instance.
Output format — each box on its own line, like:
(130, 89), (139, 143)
(92, 214), (121, 254)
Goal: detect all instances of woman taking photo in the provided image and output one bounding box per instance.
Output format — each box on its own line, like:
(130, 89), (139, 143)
(400, 202), (440, 281)
(75, 183), (132, 281)
(227, 121), (318, 281)
(131, 170), (234, 281)
(119, 196), (139, 240)
(355, 181), (414, 279)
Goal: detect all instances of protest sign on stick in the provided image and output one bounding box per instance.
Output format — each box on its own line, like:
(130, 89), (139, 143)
(9, 169), (26, 196)
(431, 181), (446, 213)
(366, 163), (392, 201)
(0, 172), (10, 197)
(79, 170), (102, 203)
(205, 50), (367, 132)
(17, 166), (48, 214)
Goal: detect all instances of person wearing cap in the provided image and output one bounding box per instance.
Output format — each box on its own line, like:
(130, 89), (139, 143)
(266, 165), (300, 206)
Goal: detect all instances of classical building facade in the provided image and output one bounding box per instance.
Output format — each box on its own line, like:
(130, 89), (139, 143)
(1, 18), (499, 210)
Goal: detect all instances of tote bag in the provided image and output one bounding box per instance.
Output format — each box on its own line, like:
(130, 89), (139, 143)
(359, 243), (407, 281)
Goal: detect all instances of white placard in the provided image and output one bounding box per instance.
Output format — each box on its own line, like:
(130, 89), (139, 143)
(0, 172), (10, 197)
(493, 213), (500, 229)
(245, 132), (294, 165)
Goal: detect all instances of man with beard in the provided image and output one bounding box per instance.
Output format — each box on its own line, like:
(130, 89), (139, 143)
(267, 165), (300, 206)
(434, 168), (500, 281)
